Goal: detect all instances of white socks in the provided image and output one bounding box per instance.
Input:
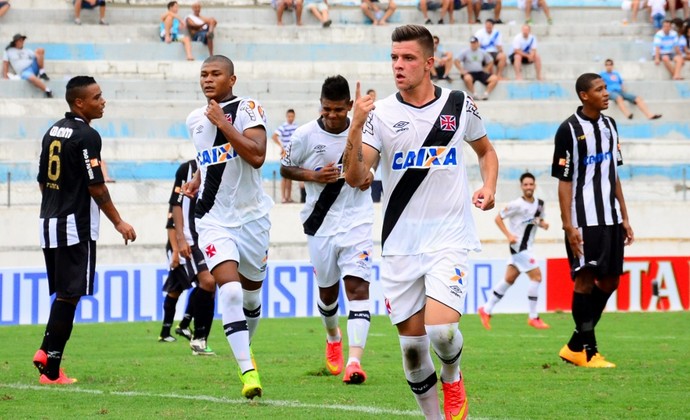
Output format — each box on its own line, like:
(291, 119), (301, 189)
(347, 299), (370, 349)
(484, 280), (512, 314)
(399, 335), (440, 419)
(528, 280), (541, 319)
(427, 323), (463, 384)
(242, 287), (262, 341)
(219, 282), (253, 373)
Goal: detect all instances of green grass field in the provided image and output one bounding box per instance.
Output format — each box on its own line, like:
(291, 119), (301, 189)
(1, 312), (688, 419)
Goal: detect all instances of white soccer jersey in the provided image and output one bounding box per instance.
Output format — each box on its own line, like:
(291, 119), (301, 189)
(362, 86), (487, 256)
(499, 197), (545, 254)
(512, 33), (538, 54)
(282, 118), (374, 237)
(475, 27), (503, 53)
(186, 96), (274, 228)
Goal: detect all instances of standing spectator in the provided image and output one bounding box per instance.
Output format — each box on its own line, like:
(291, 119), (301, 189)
(476, 0), (503, 23)
(653, 19), (685, 79)
(361, 0), (397, 25)
(2, 34), (53, 98)
(183, 55), (272, 400)
(455, 36), (498, 100)
(33, 76), (137, 384)
(600, 59), (662, 120)
(679, 22), (690, 60)
(186, 1), (217, 56)
(160, 159), (217, 354)
(648, 0), (667, 29)
(273, 0), (304, 26)
(281, 75), (374, 385)
(478, 172), (550, 330)
(160, 1), (194, 61)
(0, 1), (10, 19)
(669, 0), (689, 19)
(432, 35), (453, 81)
(272, 109), (299, 203)
(418, 0), (454, 24)
(74, 0), (108, 25)
(305, 0), (332, 27)
(475, 18), (506, 79)
(344, 24), (498, 420)
(552, 73), (634, 368)
(517, 0), (552, 24)
(510, 24), (543, 81)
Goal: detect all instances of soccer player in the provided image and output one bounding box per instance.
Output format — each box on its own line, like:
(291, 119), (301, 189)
(478, 172), (550, 330)
(280, 75), (374, 384)
(182, 55), (272, 399)
(552, 73), (635, 368)
(344, 24), (498, 420)
(272, 108), (298, 203)
(159, 159), (217, 356)
(33, 75), (137, 384)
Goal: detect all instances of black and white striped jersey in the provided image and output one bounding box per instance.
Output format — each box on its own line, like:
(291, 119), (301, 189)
(37, 113), (104, 248)
(168, 159), (199, 245)
(551, 107), (623, 228)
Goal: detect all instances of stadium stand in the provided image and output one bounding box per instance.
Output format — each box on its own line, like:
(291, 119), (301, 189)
(0, 0), (689, 265)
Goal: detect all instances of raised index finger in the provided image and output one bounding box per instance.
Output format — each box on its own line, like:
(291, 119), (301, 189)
(355, 81), (361, 101)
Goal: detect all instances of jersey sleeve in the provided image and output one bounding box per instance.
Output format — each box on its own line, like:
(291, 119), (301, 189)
(82, 129), (105, 185)
(499, 202), (517, 219)
(36, 134), (50, 184)
(168, 161), (188, 207)
(280, 130), (305, 168)
(362, 111), (381, 153)
(463, 96), (488, 142)
(610, 118), (624, 167)
(551, 120), (574, 181)
(236, 98), (268, 133)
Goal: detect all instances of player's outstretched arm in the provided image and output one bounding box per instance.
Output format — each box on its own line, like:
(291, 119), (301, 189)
(171, 205), (191, 258)
(281, 162), (341, 184)
(344, 81), (377, 188)
(88, 183), (137, 244)
(469, 135), (498, 210)
(495, 212), (517, 244)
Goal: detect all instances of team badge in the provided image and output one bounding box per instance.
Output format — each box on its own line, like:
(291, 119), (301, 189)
(224, 114), (233, 124)
(205, 244), (217, 258)
(439, 115), (456, 131)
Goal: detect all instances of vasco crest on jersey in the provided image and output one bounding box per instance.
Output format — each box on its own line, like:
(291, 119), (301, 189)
(439, 115), (456, 132)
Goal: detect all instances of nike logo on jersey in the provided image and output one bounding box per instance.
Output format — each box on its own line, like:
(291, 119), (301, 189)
(197, 143), (238, 167)
(392, 147), (458, 170)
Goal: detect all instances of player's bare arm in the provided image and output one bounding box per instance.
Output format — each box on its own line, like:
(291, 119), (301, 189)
(344, 81), (377, 187)
(558, 179), (583, 257)
(182, 170), (200, 198)
(206, 99), (267, 168)
(469, 135), (498, 210)
(495, 213), (517, 244)
(172, 205), (191, 258)
(88, 183), (137, 244)
(615, 177), (635, 246)
(167, 228), (181, 269)
(281, 162), (341, 184)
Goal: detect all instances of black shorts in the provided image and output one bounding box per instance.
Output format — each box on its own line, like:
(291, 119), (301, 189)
(76, 0), (106, 9)
(43, 240), (97, 298)
(163, 245), (209, 293)
(509, 53), (530, 64)
(565, 224), (625, 280)
(468, 71), (491, 85)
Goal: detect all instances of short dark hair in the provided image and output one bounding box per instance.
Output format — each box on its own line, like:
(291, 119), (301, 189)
(286, 109), (295, 114)
(392, 24), (434, 58)
(605, 58), (613, 65)
(167, 1), (177, 10)
(321, 75), (350, 102)
(202, 54), (234, 75)
(65, 75), (97, 106)
(520, 172), (535, 183)
(575, 73), (602, 101)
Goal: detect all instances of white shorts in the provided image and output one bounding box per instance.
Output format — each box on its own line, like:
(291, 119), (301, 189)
(381, 248), (469, 325)
(517, 0), (540, 9)
(508, 249), (539, 273)
(196, 215), (271, 281)
(307, 223), (373, 289)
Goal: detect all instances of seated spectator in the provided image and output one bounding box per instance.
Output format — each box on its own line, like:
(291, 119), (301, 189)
(305, 0), (332, 27)
(0, 1), (10, 19)
(668, 0), (689, 19)
(517, 0), (552, 24)
(273, 0), (304, 26)
(2, 34), (53, 98)
(653, 19), (685, 79)
(510, 24), (543, 80)
(361, 0), (396, 25)
(186, 2), (217, 55)
(419, 0), (454, 24)
(455, 36), (498, 100)
(629, 0), (648, 23)
(160, 1), (194, 61)
(648, 0), (667, 29)
(475, 18), (506, 78)
(432, 35), (453, 81)
(475, 0), (503, 23)
(74, 0), (108, 25)
(600, 59), (662, 120)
